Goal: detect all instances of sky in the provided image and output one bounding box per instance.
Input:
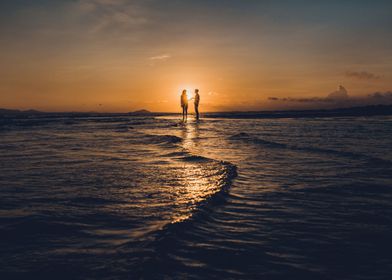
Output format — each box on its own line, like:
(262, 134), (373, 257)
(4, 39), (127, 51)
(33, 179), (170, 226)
(0, 0), (392, 112)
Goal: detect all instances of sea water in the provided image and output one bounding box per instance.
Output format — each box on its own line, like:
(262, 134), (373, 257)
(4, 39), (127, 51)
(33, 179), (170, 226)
(1, 115), (392, 279)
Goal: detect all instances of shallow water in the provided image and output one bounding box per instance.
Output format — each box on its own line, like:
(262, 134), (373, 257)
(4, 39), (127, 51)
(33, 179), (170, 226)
(1, 115), (392, 279)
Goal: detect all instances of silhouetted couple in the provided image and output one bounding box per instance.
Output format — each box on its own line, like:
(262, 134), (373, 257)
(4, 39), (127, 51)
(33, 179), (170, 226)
(181, 89), (200, 122)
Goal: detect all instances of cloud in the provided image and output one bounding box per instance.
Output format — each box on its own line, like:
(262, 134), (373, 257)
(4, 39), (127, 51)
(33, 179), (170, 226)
(268, 86), (392, 109)
(345, 71), (380, 80)
(267, 97), (334, 103)
(327, 85), (349, 100)
(75, 0), (149, 34)
(78, 0), (132, 11)
(367, 91), (392, 101)
(149, 54), (171, 61)
(269, 85), (349, 103)
(148, 54), (171, 66)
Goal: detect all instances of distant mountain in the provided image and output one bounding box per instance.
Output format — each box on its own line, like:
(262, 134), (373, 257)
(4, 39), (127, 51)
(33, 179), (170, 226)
(0, 108), (155, 118)
(128, 109), (152, 115)
(0, 108), (45, 116)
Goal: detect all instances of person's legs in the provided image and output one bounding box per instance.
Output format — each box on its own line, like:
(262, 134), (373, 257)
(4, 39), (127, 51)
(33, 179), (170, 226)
(182, 106), (185, 121)
(185, 105), (188, 121)
(195, 104), (199, 120)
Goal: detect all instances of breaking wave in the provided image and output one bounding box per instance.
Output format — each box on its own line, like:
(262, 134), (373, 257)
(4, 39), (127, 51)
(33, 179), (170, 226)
(138, 134), (183, 145)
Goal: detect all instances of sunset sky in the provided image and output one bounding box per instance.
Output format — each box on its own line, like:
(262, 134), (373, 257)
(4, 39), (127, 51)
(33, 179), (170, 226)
(0, 0), (392, 112)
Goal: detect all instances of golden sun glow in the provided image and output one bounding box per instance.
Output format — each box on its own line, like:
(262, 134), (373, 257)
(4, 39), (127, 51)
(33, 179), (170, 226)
(187, 92), (194, 101)
(178, 85), (197, 101)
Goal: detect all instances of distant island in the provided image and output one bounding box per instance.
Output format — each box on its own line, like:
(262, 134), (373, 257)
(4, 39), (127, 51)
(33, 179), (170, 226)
(0, 109), (44, 116)
(0, 108), (154, 118)
(1, 105), (392, 119)
(128, 109), (151, 115)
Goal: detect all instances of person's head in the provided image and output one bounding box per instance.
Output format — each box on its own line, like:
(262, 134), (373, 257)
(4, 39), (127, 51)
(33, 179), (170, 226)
(182, 89), (186, 95)
(195, 89), (199, 94)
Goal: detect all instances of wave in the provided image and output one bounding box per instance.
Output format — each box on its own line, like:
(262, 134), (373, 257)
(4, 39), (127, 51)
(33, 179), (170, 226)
(0, 116), (152, 132)
(86, 117), (135, 124)
(0, 118), (59, 129)
(295, 182), (392, 195)
(114, 124), (133, 132)
(136, 131), (238, 219)
(229, 132), (287, 148)
(160, 151), (189, 158)
(138, 134), (183, 145)
(179, 155), (212, 162)
(129, 157), (237, 277)
(161, 152), (213, 162)
(229, 132), (391, 165)
(145, 158), (237, 228)
(120, 134), (238, 275)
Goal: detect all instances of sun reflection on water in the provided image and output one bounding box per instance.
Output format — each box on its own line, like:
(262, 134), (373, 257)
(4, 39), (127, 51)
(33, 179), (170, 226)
(171, 122), (223, 223)
(180, 120), (201, 151)
(138, 118), (230, 225)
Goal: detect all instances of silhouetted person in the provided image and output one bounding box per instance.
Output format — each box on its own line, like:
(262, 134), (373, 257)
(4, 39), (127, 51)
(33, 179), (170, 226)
(194, 89), (200, 120)
(181, 89), (188, 122)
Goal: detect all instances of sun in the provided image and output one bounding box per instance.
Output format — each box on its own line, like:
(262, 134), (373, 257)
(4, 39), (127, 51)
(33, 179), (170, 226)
(178, 85), (196, 101)
(186, 91), (194, 101)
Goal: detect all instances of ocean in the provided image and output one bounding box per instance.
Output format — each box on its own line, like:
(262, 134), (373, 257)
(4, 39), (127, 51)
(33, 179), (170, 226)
(1, 114), (392, 279)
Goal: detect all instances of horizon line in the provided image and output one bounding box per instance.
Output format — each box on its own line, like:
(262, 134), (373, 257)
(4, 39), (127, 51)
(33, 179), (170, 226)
(1, 104), (392, 115)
